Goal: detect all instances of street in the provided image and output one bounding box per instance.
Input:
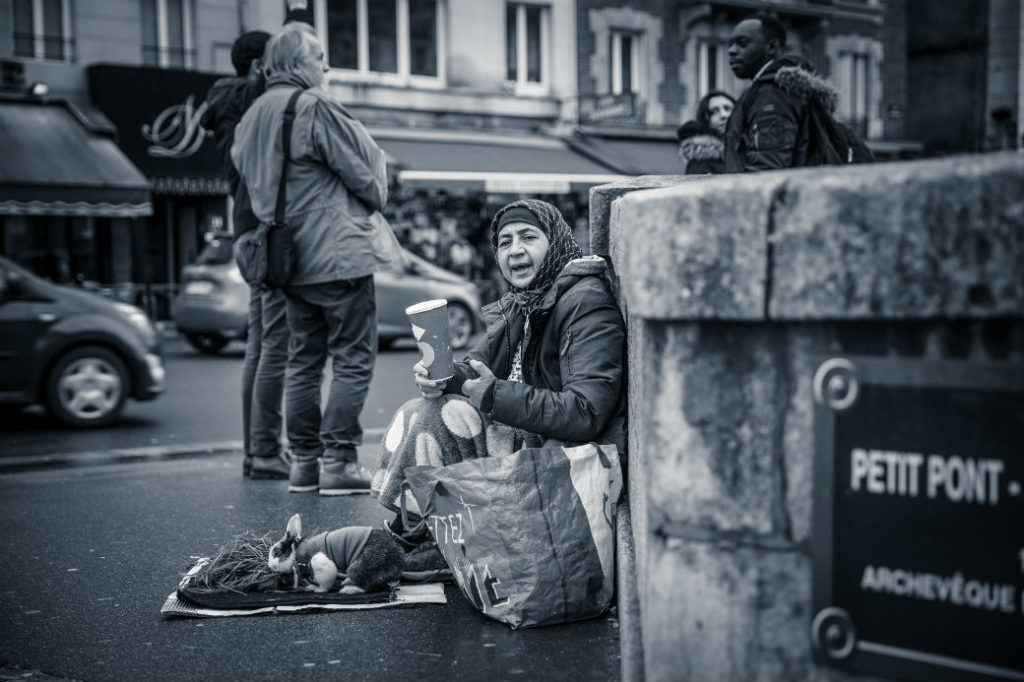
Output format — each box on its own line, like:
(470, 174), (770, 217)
(0, 336), (621, 681)
(0, 336), (423, 459)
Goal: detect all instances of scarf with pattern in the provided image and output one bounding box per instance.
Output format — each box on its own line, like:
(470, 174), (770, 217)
(489, 199), (583, 315)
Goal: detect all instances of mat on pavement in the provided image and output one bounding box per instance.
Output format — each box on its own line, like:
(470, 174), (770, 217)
(161, 559), (447, 618)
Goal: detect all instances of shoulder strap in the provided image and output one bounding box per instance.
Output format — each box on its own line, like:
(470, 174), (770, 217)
(273, 89), (303, 226)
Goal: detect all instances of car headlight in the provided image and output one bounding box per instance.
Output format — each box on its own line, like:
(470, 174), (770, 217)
(115, 302), (157, 343)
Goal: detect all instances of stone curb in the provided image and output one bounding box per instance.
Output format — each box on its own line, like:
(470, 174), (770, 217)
(0, 428), (387, 474)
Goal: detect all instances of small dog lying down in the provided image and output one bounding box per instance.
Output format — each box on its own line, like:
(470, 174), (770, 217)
(268, 514), (405, 594)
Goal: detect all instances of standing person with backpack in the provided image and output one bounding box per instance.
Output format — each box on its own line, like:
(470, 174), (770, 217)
(231, 24), (389, 496)
(724, 13), (871, 173)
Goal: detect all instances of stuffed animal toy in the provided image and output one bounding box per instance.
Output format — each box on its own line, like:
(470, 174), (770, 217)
(268, 514), (405, 594)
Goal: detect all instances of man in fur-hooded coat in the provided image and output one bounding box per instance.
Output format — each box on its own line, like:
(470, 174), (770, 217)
(723, 15), (838, 172)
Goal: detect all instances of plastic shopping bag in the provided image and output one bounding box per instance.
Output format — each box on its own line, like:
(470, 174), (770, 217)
(404, 443), (622, 629)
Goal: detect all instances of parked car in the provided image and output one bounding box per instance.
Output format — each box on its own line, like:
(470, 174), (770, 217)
(172, 232), (484, 355)
(0, 255), (165, 427)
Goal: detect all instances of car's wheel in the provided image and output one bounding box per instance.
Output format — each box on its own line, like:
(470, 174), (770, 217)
(186, 333), (229, 355)
(447, 303), (474, 350)
(46, 346), (129, 428)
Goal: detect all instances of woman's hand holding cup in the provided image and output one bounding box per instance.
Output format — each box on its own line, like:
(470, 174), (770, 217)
(413, 360), (448, 400)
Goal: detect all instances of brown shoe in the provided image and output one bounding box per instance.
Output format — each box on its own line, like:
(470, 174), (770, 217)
(251, 451), (291, 480)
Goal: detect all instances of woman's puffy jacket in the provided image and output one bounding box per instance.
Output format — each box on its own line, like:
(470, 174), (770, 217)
(446, 256), (626, 454)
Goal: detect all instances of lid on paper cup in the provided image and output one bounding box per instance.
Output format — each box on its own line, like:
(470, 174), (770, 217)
(405, 299), (448, 315)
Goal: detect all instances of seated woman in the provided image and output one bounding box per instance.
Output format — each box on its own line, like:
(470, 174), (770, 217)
(371, 199), (626, 531)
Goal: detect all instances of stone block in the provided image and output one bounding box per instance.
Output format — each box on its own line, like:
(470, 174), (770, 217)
(769, 152), (1024, 319)
(610, 172), (781, 320)
(643, 536), (817, 682)
(641, 322), (790, 538)
(589, 175), (694, 257)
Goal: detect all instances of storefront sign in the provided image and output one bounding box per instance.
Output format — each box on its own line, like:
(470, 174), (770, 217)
(811, 357), (1024, 681)
(88, 64), (224, 184)
(578, 93), (643, 125)
(142, 94), (210, 158)
(484, 178), (571, 194)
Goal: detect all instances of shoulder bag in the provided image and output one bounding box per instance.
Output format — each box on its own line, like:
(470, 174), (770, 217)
(236, 88), (303, 288)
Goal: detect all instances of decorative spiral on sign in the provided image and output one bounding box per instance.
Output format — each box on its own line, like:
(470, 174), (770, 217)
(141, 94), (210, 158)
(810, 607), (857, 660)
(813, 357), (859, 411)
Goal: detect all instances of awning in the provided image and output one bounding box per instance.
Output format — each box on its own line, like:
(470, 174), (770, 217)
(0, 99), (152, 217)
(371, 128), (624, 194)
(566, 132), (684, 176)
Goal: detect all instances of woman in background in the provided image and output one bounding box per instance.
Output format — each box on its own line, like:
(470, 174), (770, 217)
(677, 90), (736, 174)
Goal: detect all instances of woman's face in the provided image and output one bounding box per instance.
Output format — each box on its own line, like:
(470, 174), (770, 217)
(496, 221), (550, 289)
(707, 95), (734, 135)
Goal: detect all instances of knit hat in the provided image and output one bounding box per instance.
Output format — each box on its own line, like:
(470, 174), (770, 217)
(489, 199), (583, 314)
(494, 207), (544, 235)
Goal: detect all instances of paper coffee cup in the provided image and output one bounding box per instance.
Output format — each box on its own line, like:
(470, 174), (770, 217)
(405, 298), (455, 381)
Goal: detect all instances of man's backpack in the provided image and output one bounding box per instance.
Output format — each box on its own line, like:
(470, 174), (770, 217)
(799, 98), (874, 166)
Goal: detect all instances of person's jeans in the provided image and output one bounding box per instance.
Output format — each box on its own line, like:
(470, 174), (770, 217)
(241, 285), (289, 458)
(283, 276), (377, 465)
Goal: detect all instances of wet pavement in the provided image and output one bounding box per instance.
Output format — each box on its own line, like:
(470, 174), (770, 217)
(0, 453), (620, 681)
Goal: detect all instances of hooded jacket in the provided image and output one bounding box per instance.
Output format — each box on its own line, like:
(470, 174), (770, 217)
(445, 256), (626, 454)
(201, 76), (262, 190)
(201, 76), (265, 237)
(677, 121), (726, 175)
(231, 75), (388, 285)
(724, 55), (838, 172)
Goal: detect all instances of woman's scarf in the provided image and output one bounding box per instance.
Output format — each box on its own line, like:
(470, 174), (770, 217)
(489, 199), (583, 315)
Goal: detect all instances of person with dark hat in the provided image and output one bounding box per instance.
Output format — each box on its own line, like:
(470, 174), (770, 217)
(370, 199), (627, 550)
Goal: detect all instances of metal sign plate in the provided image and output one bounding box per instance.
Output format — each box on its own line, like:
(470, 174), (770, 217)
(811, 356), (1024, 681)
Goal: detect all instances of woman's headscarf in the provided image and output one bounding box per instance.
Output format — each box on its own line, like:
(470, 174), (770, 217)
(489, 199), (583, 315)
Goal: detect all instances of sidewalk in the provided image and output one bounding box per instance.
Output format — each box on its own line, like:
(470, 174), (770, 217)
(0, 428), (386, 474)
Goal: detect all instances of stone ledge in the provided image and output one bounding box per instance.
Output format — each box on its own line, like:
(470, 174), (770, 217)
(589, 175), (696, 257)
(610, 172), (776, 319)
(770, 152), (1024, 319)
(604, 153), (1024, 321)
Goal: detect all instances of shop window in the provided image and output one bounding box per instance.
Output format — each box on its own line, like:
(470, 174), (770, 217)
(697, 40), (726, 100)
(610, 30), (639, 96)
(12, 0), (73, 62)
(505, 3), (548, 93)
(141, 0), (194, 69)
(320, 0), (443, 84)
(837, 51), (870, 136)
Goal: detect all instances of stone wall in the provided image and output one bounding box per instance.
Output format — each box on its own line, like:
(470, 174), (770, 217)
(597, 153), (1024, 681)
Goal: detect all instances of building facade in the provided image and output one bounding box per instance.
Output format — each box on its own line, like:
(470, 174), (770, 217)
(881, 0), (1024, 154)
(4, 0), (1020, 314)
(571, 0), (889, 174)
(0, 0), (249, 316)
(0, 0), (621, 316)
